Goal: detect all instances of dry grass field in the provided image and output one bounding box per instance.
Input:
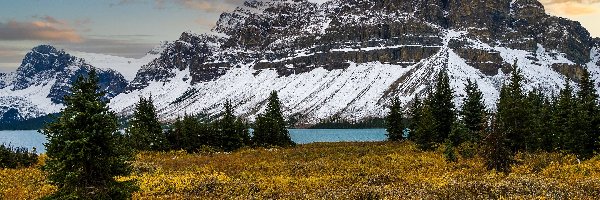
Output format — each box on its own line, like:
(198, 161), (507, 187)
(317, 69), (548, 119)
(2, 142), (600, 199)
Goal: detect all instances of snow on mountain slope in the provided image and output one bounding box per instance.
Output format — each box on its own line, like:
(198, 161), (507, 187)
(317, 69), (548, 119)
(4, 0), (600, 126)
(111, 30), (594, 125)
(0, 45), (128, 122)
(0, 79), (62, 120)
(111, 61), (412, 124)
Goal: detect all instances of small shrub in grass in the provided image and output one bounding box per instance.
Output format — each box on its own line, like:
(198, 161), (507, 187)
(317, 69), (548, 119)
(0, 144), (38, 169)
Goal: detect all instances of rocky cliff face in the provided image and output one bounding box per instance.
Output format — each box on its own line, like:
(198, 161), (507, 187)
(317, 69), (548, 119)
(3, 0), (599, 126)
(111, 0), (600, 125)
(0, 45), (128, 122)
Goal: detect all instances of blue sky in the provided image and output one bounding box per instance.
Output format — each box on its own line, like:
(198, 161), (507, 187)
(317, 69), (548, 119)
(0, 0), (599, 72)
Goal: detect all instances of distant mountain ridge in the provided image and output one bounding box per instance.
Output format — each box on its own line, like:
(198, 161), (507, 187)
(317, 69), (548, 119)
(0, 45), (149, 123)
(2, 0), (600, 127)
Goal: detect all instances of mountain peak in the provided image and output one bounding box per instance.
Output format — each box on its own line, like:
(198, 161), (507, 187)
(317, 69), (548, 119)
(30, 45), (61, 55)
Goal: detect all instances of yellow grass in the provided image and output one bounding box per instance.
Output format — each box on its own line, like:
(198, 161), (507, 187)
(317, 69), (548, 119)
(3, 142), (600, 199)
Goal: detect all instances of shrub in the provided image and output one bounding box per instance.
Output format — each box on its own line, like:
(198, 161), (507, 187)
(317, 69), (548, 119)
(0, 144), (38, 169)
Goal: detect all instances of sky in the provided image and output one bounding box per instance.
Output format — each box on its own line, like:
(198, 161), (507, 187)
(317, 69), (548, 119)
(0, 0), (599, 73)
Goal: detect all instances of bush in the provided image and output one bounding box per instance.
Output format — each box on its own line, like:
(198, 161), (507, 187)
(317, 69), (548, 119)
(0, 144), (38, 169)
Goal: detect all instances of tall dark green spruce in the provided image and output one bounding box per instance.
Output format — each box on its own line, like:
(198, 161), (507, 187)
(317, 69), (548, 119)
(525, 89), (554, 151)
(495, 63), (528, 152)
(127, 95), (166, 151)
(253, 91), (295, 147)
(412, 93), (438, 150)
(575, 68), (599, 158)
(408, 96), (423, 138)
(218, 100), (250, 151)
(429, 70), (455, 144)
(385, 97), (405, 141)
(41, 69), (135, 199)
(553, 80), (578, 152)
(460, 79), (487, 143)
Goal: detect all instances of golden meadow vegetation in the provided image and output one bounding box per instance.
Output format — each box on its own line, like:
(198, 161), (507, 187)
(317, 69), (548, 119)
(4, 61), (600, 199)
(3, 141), (600, 199)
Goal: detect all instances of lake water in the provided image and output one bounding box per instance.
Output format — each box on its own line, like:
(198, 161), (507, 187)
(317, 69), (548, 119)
(0, 129), (387, 154)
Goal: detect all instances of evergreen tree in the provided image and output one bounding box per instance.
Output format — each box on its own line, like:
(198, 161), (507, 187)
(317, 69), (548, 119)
(525, 89), (554, 151)
(495, 64), (529, 152)
(413, 96), (437, 150)
(41, 70), (135, 199)
(408, 96), (423, 139)
(170, 114), (219, 152)
(429, 70), (455, 144)
(575, 68), (599, 157)
(553, 80), (578, 152)
(218, 100), (250, 151)
(460, 79), (487, 142)
(253, 91), (295, 147)
(385, 97), (405, 141)
(127, 95), (166, 151)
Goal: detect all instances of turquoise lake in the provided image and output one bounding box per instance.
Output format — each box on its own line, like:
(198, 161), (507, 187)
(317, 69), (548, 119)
(0, 129), (387, 154)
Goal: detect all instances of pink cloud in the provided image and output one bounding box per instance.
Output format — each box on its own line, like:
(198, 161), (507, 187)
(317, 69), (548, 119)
(540, 0), (600, 16)
(0, 16), (83, 43)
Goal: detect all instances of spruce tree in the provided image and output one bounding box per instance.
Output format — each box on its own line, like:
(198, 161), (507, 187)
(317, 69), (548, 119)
(554, 80), (578, 152)
(408, 96), (423, 139)
(525, 89), (554, 151)
(253, 91), (295, 147)
(385, 97), (404, 141)
(218, 100), (250, 151)
(575, 68), (599, 157)
(460, 79), (487, 142)
(496, 64), (528, 152)
(127, 95), (166, 151)
(41, 70), (135, 199)
(430, 70), (455, 144)
(413, 95), (437, 150)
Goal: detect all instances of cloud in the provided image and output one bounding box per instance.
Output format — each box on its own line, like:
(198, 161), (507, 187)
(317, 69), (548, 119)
(0, 16), (83, 43)
(51, 37), (159, 58)
(540, 0), (600, 4)
(540, 0), (600, 16)
(174, 0), (242, 12)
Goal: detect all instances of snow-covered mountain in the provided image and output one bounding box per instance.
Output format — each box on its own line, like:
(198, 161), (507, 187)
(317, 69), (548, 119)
(3, 0), (600, 126)
(0, 44), (163, 123)
(110, 0), (600, 125)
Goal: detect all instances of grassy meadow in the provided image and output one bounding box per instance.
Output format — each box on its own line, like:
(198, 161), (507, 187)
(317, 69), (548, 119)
(2, 141), (600, 199)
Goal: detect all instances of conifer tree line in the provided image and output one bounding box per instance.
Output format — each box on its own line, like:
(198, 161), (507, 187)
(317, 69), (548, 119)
(127, 91), (295, 153)
(41, 70), (294, 198)
(386, 64), (600, 172)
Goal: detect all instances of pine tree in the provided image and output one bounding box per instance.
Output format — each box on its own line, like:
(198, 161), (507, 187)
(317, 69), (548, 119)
(496, 64), (528, 152)
(408, 96), (423, 139)
(575, 68), (599, 157)
(385, 97), (404, 141)
(41, 69), (135, 199)
(253, 91), (295, 147)
(127, 95), (166, 151)
(429, 70), (455, 144)
(413, 95), (437, 150)
(165, 114), (207, 152)
(460, 79), (487, 142)
(554, 80), (578, 152)
(218, 100), (250, 151)
(525, 89), (554, 151)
